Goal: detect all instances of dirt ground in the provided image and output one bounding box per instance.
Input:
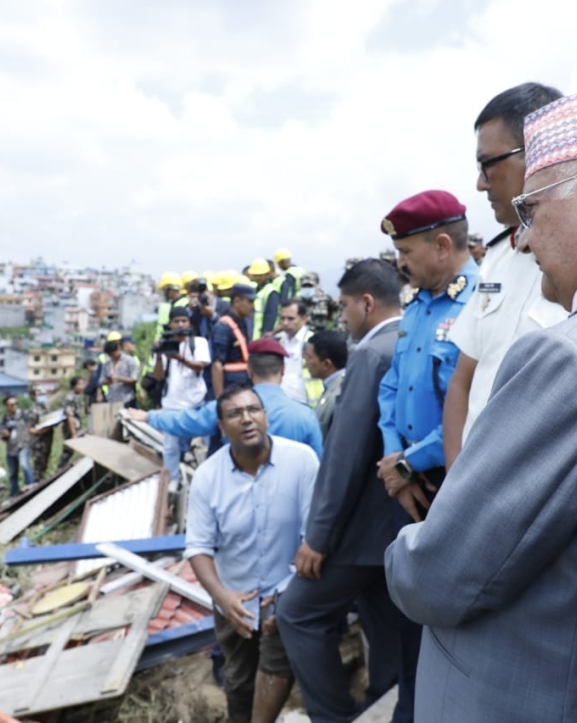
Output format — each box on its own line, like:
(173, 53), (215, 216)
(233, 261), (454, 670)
(57, 627), (367, 723)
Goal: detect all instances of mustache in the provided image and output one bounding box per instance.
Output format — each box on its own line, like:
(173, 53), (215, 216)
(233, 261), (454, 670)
(399, 265), (411, 277)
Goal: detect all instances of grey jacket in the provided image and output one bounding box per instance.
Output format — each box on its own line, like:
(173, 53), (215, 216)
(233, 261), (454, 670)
(315, 369), (345, 440)
(386, 317), (577, 723)
(306, 320), (398, 565)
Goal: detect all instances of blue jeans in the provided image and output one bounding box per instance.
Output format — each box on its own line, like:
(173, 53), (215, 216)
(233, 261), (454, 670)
(162, 432), (192, 481)
(6, 447), (35, 497)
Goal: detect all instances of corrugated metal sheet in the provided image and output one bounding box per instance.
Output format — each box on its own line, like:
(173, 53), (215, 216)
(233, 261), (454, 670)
(76, 472), (167, 576)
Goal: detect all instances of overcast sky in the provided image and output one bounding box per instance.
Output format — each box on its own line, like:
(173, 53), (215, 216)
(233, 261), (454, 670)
(0, 0), (575, 288)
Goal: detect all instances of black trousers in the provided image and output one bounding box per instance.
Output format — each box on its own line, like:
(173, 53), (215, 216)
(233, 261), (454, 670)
(277, 563), (400, 723)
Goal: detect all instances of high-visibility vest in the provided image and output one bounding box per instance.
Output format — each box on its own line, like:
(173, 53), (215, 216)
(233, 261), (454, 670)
(218, 315), (249, 372)
(286, 265), (305, 296)
(273, 266), (306, 301)
(155, 295), (189, 340)
(252, 282), (278, 339)
(302, 329), (324, 407)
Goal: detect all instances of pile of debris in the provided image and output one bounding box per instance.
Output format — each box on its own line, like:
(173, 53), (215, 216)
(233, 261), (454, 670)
(0, 404), (215, 722)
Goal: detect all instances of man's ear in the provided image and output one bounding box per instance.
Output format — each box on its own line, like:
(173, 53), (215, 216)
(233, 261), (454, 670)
(434, 232), (453, 259)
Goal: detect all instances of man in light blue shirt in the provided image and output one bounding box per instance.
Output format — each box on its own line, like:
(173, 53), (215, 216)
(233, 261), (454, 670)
(186, 384), (319, 723)
(128, 338), (323, 459)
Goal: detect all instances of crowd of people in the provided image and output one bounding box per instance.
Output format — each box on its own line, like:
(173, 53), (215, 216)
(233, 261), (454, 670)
(4, 80), (577, 723)
(133, 81), (577, 723)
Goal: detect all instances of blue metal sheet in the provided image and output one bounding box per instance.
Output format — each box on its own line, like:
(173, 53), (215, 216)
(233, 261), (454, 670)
(4, 534), (186, 566)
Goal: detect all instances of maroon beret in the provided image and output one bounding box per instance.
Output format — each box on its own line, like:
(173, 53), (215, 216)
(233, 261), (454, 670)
(381, 190), (467, 240)
(248, 338), (289, 357)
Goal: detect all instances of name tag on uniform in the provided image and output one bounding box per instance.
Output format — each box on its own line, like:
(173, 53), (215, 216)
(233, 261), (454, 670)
(478, 282), (502, 293)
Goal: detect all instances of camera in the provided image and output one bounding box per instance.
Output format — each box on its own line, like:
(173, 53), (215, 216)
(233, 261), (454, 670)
(154, 328), (192, 355)
(197, 278), (209, 306)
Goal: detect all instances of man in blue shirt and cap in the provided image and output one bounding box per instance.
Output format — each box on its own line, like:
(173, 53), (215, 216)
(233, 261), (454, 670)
(377, 189), (478, 723)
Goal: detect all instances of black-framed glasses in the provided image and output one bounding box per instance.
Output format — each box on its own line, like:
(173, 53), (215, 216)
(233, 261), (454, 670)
(511, 172), (577, 229)
(477, 147), (525, 181)
(223, 404), (265, 421)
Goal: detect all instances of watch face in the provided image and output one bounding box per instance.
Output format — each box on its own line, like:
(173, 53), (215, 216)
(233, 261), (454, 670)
(395, 459), (412, 480)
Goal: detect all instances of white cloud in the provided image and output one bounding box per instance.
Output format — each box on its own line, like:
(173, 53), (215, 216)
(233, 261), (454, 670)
(0, 0), (574, 286)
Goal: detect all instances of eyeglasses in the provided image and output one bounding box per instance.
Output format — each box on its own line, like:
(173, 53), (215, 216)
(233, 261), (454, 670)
(223, 404), (264, 421)
(511, 172), (577, 229)
(477, 147), (525, 181)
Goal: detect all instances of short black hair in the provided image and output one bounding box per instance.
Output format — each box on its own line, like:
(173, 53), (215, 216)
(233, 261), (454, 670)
(3, 395), (16, 406)
(70, 376), (83, 389)
(216, 383), (263, 420)
(338, 258), (400, 307)
(248, 353), (284, 378)
(103, 340), (119, 355)
(281, 299), (308, 317)
(475, 82), (563, 145)
(308, 330), (348, 370)
(83, 359), (97, 369)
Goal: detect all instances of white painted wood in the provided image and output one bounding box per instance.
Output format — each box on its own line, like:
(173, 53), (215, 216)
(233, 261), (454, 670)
(96, 542), (212, 609)
(0, 458), (94, 544)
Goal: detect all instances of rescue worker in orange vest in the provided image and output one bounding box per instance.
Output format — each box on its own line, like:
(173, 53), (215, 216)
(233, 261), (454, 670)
(210, 284), (255, 398)
(248, 258), (281, 339)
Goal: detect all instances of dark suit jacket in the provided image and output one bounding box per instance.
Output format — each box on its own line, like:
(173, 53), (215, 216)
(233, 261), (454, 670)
(315, 369), (345, 440)
(306, 319), (399, 565)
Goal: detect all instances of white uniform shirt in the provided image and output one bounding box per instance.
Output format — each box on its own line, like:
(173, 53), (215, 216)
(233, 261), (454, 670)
(279, 325), (309, 404)
(449, 237), (566, 442)
(161, 336), (211, 410)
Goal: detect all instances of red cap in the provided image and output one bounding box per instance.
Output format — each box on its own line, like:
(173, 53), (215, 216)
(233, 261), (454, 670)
(381, 190), (467, 240)
(248, 338), (289, 357)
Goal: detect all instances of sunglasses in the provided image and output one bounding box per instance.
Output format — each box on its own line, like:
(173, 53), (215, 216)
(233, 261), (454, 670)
(512, 172), (577, 229)
(477, 147), (525, 181)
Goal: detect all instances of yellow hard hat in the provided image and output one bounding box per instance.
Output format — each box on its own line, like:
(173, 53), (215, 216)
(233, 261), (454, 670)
(158, 271), (182, 289)
(201, 270), (215, 286)
(237, 274), (254, 286)
(214, 270), (236, 291)
(106, 331), (122, 342)
(274, 248), (292, 264)
(248, 258), (271, 276)
(181, 270), (199, 287)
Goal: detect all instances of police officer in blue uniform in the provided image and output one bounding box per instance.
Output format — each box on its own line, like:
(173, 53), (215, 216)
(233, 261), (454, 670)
(376, 190), (479, 723)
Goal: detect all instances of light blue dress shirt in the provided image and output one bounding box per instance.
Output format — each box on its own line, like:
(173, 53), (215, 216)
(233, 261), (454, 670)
(185, 435), (319, 626)
(148, 382), (323, 459)
(378, 258), (479, 472)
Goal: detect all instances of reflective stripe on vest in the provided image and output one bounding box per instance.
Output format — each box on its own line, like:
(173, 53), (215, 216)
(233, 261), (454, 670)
(218, 315), (249, 372)
(252, 282), (277, 339)
(286, 266), (305, 295)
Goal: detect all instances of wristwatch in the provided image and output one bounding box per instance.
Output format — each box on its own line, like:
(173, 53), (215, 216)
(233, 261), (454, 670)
(394, 453), (413, 480)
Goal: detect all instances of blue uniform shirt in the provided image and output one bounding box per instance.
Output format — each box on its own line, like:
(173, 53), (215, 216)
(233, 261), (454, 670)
(378, 257), (478, 472)
(148, 382), (323, 459)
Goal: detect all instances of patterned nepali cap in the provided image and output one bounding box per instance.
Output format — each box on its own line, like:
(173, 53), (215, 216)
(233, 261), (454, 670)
(525, 94), (577, 179)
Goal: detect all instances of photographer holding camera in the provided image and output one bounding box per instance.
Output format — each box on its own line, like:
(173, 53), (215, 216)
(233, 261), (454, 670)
(152, 306), (211, 483)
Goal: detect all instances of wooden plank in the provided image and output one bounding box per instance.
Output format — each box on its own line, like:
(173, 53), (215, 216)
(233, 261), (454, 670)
(100, 583), (168, 694)
(91, 402), (124, 439)
(96, 542), (212, 609)
(15, 617), (77, 714)
(0, 458), (94, 545)
(64, 435), (160, 480)
(0, 584), (166, 717)
(4, 534), (186, 566)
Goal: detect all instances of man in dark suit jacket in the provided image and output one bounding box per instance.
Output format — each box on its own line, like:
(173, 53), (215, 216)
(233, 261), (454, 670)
(303, 329), (348, 440)
(277, 259), (402, 723)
